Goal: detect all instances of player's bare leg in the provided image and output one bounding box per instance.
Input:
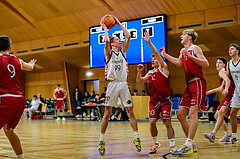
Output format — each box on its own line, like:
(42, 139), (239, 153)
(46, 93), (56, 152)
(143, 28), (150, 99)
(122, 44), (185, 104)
(177, 107), (189, 137)
(173, 106), (197, 155)
(163, 119), (177, 153)
(3, 125), (23, 158)
(62, 109), (66, 121)
(99, 106), (112, 155)
(204, 107), (230, 143)
(226, 108), (240, 144)
(149, 119), (161, 154)
(125, 107), (141, 152)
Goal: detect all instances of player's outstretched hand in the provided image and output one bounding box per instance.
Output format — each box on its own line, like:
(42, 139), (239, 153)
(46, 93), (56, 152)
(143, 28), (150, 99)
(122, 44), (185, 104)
(181, 49), (191, 58)
(29, 59), (37, 65)
(143, 31), (150, 42)
(206, 90), (213, 95)
(222, 88), (228, 96)
(137, 64), (144, 72)
(160, 47), (166, 57)
(112, 15), (120, 25)
(100, 19), (107, 30)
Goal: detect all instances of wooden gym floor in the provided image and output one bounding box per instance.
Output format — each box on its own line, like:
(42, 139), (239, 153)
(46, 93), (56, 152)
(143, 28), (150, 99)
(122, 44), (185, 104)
(0, 120), (239, 159)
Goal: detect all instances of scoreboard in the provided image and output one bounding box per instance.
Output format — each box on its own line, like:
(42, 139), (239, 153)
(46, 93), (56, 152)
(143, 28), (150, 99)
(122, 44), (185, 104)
(89, 14), (167, 68)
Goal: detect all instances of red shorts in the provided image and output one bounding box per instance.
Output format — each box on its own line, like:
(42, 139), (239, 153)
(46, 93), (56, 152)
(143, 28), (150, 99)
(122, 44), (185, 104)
(217, 95), (232, 117)
(180, 79), (206, 111)
(149, 99), (172, 120)
(56, 99), (65, 109)
(0, 96), (25, 130)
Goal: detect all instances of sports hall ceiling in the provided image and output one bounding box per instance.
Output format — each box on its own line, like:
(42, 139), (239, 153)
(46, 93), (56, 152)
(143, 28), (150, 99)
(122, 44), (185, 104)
(0, 0), (240, 72)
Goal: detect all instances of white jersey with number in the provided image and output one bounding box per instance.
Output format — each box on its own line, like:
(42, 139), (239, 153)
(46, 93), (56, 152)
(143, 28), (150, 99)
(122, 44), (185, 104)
(229, 59), (240, 108)
(105, 50), (129, 81)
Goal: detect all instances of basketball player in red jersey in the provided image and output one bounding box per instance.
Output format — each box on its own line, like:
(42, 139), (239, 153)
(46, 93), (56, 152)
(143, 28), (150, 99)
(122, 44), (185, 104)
(0, 35), (36, 159)
(136, 31), (177, 154)
(204, 57), (234, 143)
(53, 84), (67, 121)
(162, 29), (209, 155)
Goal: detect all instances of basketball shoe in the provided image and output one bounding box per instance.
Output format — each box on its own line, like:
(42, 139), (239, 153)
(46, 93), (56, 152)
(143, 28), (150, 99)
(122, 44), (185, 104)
(149, 144), (161, 154)
(171, 145), (193, 155)
(204, 132), (215, 143)
(98, 141), (105, 155)
(62, 117), (66, 121)
(219, 134), (231, 142)
(56, 117), (61, 121)
(225, 137), (239, 144)
(170, 145), (178, 153)
(133, 138), (141, 152)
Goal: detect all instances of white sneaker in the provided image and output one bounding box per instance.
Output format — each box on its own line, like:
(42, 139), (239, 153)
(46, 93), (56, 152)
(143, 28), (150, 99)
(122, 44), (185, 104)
(28, 118), (31, 120)
(75, 115), (80, 118)
(83, 112), (87, 117)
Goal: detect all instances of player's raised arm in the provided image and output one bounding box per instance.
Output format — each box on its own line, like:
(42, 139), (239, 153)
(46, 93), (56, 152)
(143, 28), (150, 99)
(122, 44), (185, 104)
(100, 19), (111, 61)
(182, 46), (209, 68)
(162, 48), (183, 67)
(112, 15), (130, 54)
(21, 59), (37, 71)
(206, 81), (224, 95)
(143, 31), (169, 76)
(136, 64), (148, 83)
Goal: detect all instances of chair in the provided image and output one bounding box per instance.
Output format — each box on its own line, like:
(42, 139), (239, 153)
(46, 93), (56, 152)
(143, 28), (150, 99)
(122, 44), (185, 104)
(172, 97), (181, 118)
(45, 100), (52, 113)
(207, 93), (217, 102)
(201, 96), (209, 119)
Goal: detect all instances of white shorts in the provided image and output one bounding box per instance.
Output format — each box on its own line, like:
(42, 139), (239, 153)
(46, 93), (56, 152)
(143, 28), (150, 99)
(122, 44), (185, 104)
(230, 93), (240, 108)
(105, 81), (133, 107)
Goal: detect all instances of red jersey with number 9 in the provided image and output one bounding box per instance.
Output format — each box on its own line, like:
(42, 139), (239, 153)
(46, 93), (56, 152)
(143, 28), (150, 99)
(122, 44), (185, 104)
(0, 54), (22, 95)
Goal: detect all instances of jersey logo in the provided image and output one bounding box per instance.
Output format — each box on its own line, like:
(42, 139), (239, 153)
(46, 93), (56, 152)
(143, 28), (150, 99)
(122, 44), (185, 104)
(235, 75), (238, 80)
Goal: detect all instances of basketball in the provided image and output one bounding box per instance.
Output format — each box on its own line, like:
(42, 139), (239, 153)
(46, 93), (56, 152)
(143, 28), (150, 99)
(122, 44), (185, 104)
(102, 14), (115, 29)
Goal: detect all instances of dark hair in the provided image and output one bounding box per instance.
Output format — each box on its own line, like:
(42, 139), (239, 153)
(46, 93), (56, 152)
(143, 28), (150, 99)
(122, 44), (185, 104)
(0, 35), (11, 51)
(141, 90), (146, 93)
(216, 57), (227, 66)
(230, 43), (240, 54)
(96, 94), (99, 96)
(33, 95), (37, 98)
(133, 89), (138, 93)
(84, 91), (90, 98)
(75, 86), (79, 89)
(57, 84), (60, 87)
(109, 36), (115, 49)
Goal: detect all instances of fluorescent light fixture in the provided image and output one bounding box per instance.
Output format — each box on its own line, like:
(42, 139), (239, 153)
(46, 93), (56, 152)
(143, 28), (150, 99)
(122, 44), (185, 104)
(86, 71), (93, 77)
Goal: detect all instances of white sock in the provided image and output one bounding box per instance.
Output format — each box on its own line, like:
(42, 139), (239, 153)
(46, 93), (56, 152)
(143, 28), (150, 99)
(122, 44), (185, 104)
(152, 136), (159, 144)
(169, 138), (175, 147)
(224, 130), (231, 136)
(212, 130), (217, 135)
(17, 154), (24, 159)
(100, 133), (104, 142)
(232, 133), (237, 138)
(134, 131), (139, 139)
(184, 138), (192, 147)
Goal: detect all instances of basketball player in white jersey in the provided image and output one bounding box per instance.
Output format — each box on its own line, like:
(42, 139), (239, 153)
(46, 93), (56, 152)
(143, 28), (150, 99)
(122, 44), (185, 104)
(98, 15), (141, 155)
(226, 43), (240, 144)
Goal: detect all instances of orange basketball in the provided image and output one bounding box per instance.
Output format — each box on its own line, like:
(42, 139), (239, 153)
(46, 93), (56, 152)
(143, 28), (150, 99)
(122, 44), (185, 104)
(102, 14), (115, 29)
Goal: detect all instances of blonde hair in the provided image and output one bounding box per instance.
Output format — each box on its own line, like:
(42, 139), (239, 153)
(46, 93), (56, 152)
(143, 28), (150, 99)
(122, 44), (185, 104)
(182, 29), (198, 42)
